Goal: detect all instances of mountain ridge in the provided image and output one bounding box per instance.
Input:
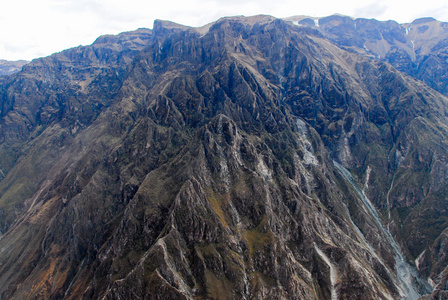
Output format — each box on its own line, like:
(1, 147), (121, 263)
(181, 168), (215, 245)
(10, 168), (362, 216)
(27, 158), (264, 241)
(0, 15), (448, 299)
(0, 59), (29, 76)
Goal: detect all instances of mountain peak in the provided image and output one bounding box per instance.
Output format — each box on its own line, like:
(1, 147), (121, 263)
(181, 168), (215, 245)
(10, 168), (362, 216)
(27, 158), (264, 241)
(411, 17), (437, 24)
(216, 14), (276, 25)
(154, 19), (190, 30)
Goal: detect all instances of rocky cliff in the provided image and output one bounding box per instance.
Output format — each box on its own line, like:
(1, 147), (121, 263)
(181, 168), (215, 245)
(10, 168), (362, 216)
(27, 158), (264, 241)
(0, 15), (447, 299)
(287, 15), (448, 97)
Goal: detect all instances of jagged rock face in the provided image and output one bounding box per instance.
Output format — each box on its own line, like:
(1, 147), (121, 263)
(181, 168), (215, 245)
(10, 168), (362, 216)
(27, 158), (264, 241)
(0, 16), (448, 299)
(287, 15), (448, 97)
(0, 28), (152, 144)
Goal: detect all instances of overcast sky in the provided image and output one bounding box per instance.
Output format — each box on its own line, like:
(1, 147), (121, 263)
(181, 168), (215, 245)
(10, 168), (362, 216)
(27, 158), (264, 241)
(1, 0), (448, 61)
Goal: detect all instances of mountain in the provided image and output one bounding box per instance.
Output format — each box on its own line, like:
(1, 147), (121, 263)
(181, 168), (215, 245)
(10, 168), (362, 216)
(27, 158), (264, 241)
(286, 15), (448, 96)
(0, 59), (28, 76)
(0, 15), (448, 299)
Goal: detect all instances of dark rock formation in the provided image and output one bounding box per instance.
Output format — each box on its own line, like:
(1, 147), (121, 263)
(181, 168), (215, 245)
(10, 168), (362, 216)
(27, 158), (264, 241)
(0, 15), (448, 299)
(286, 15), (448, 97)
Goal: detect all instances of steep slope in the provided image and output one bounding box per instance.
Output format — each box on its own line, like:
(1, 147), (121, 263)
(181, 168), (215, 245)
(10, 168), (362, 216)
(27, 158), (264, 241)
(0, 27), (152, 144)
(0, 28), (153, 227)
(286, 15), (448, 97)
(0, 15), (447, 299)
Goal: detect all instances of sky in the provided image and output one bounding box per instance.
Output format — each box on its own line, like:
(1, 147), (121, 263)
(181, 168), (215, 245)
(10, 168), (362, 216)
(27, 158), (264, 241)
(1, 0), (448, 61)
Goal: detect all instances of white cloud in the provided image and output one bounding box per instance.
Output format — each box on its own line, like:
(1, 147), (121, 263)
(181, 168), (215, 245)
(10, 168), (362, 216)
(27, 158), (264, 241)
(353, 1), (388, 19)
(1, 0), (448, 61)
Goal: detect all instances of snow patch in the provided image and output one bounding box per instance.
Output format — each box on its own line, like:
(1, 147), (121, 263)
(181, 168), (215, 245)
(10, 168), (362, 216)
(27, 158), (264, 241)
(314, 19), (320, 27)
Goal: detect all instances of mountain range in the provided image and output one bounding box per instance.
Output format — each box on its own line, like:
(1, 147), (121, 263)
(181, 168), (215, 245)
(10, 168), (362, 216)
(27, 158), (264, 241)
(1, 15), (448, 299)
(0, 60), (28, 76)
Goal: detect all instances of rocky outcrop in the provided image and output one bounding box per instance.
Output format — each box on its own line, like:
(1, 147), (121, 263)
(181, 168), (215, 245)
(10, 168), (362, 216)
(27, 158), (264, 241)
(1, 15), (448, 299)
